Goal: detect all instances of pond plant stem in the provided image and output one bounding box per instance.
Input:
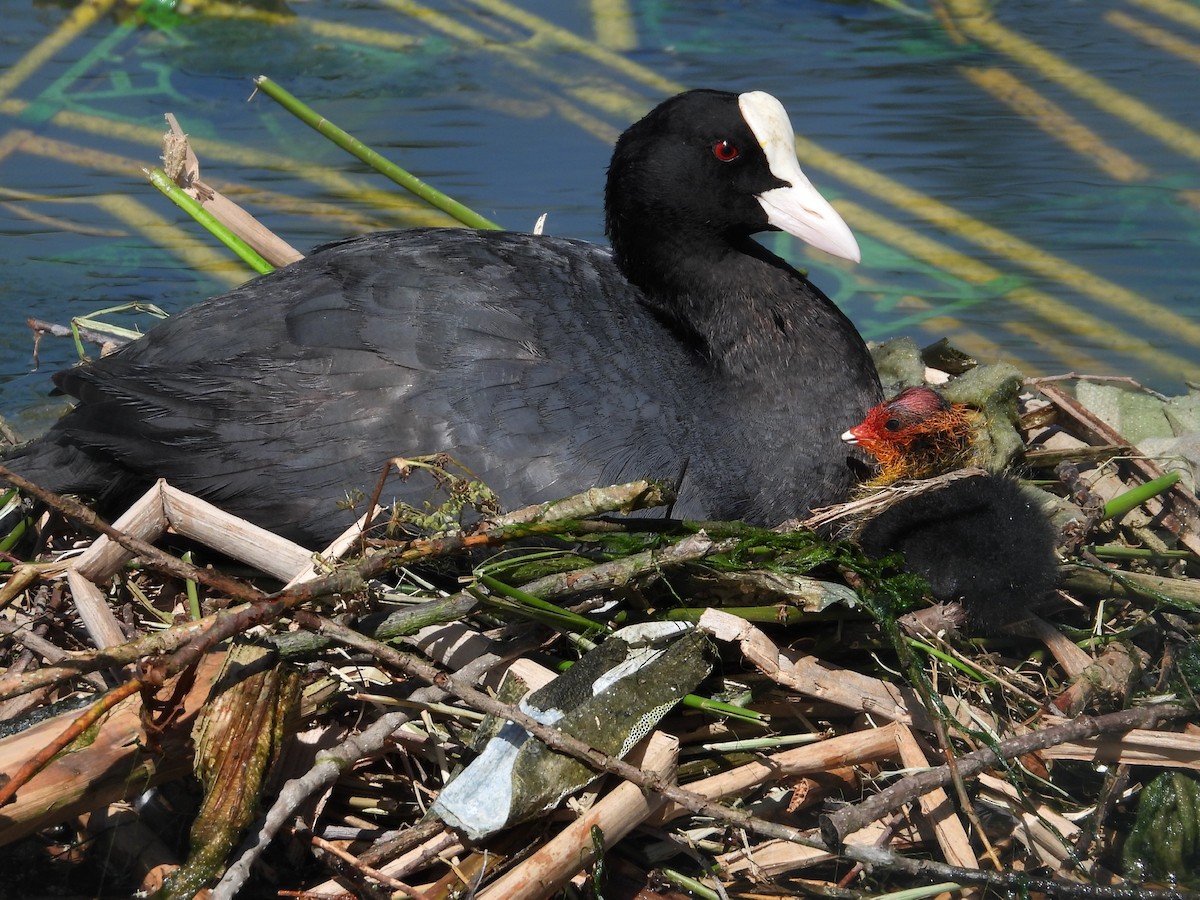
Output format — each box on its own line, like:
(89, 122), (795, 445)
(1102, 471), (1182, 522)
(143, 167), (274, 274)
(253, 75), (502, 231)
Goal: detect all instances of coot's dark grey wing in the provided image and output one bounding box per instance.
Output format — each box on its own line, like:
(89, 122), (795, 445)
(24, 229), (695, 544)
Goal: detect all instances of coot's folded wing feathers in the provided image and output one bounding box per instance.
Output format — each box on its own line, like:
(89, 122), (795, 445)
(330, 230), (693, 496)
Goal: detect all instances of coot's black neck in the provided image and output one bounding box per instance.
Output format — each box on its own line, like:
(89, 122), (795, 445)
(612, 223), (870, 390)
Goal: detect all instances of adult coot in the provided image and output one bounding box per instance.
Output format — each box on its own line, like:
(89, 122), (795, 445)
(4, 90), (883, 547)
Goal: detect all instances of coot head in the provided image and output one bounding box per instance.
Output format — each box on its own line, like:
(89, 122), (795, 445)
(606, 90), (860, 296)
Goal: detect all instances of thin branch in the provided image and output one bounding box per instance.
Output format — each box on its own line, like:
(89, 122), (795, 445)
(0, 678), (142, 807)
(820, 703), (1196, 848)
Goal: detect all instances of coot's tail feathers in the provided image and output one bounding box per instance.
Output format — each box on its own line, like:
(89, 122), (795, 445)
(857, 473), (1058, 634)
(1, 438), (144, 508)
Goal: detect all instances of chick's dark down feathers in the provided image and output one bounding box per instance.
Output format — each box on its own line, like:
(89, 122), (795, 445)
(857, 474), (1058, 633)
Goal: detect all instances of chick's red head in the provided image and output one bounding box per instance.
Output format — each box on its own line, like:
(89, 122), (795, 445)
(843, 386), (974, 482)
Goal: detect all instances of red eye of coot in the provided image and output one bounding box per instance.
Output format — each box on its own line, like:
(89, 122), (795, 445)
(712, 140), (739, 162)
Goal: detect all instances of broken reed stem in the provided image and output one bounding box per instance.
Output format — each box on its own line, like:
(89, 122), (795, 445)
(1061, 561), (1200, 609)
(0, 465), (264, 604)
(144, 167), (274, 275)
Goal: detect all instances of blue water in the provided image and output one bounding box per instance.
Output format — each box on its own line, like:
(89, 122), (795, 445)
(1, 0), (1197, 438)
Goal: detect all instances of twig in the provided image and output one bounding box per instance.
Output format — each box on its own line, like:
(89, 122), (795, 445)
(651, 724), (905, 823)
(0, 615), (108, 692)
(508, 530), (726, 599)
(820, 703), (1196, 848)
(1026, 373), (1171, 402)
(0, 678), (142, 808)
(0, 466), (264, 603)
(305, 830), (431, 899)
(1052, 641), (1145, 717)
(356, 820), (445, 869)
(486, 480), (672, 526)
(0, 605), (237, 702)
(25, 316), (124, 352)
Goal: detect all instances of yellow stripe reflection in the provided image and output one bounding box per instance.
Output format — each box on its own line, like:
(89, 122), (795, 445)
(839, 199), (1200, 382)
(591, 0), (637, 51)
(1107, 10), (1200, 67)
(960, 67), (1150, 181)
(0, 0), (119, 102)
(1125, 0), (1200, 33)
(944, 0), (1200, 162)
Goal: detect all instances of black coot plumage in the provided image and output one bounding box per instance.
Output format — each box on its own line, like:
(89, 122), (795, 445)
(4, 90), (883, 547)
